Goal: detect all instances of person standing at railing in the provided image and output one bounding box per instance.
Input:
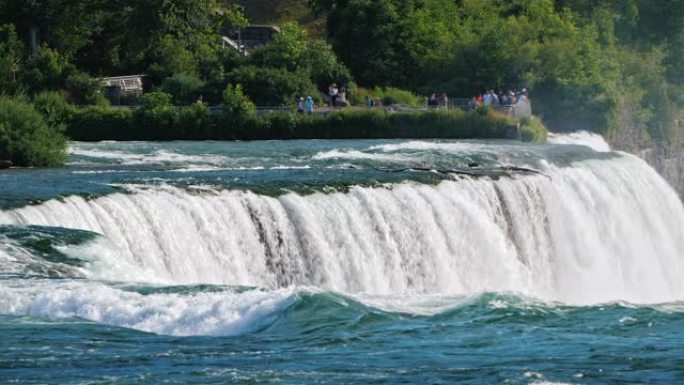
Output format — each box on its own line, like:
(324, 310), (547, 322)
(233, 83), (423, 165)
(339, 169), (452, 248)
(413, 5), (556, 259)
(483, 90), (493, 106)
(297, 97), (305, 114)
(428, 93), (439, 108)
(440, 93), (449, 109)
(466, 97), (478, 111)
(305, 96), (315, 114)
(491, 89), (500, 106)
(337, 87), (349, 107)
(328, 83), (339, 107)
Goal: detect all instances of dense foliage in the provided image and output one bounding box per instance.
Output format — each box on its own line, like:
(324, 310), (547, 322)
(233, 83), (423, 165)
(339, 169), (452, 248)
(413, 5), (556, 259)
(0, 96), (68, 166)
(1, 0), (680, 152)
(65, 104), (532, 142)
(310, 0), (684, 144)
(0, 1), (346, 107)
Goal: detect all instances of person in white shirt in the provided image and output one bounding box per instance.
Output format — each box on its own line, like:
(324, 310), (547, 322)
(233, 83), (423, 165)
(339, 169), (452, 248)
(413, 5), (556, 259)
(329, 83), (339, 107)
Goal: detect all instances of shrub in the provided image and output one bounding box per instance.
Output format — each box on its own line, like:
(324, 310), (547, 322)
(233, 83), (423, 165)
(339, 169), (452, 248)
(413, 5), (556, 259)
(350, 87), (422, 107)
(226, 66), (319, 106)
(133, 91), (179, 138)
(65, 72), (109, 106)
(178, 101), (213, 139)
(63, 104), (545, 142)
(0, 96), (68, 167)
(519, 115), (548, 143)
(67, 106), (133, 141)
(161, 73), (205, 105)
(32, 91), (74, 126)
(223, 84), (255, 121)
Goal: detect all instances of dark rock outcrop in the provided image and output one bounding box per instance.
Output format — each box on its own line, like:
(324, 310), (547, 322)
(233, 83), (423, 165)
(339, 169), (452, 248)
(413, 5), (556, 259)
(638, 145), (684, 198)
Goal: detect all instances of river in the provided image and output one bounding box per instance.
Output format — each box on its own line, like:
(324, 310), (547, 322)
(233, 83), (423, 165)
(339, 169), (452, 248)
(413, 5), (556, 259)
(1, 136), (683, 384)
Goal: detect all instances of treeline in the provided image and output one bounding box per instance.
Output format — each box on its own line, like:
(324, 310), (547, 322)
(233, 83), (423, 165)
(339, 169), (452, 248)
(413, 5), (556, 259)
(0, 1), (352, 106)
(2, 0), (676, 165)
(310, 0), (684, 145)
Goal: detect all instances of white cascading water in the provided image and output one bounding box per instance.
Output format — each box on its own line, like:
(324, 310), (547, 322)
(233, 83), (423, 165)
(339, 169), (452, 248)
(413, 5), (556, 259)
(1, 149), (683, 306)
(547, 131), (612, 152)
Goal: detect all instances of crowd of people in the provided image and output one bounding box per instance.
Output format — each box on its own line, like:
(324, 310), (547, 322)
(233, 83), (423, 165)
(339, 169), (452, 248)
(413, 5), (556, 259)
(464, 89), (529, 110)
(428, 88), (530, 110)
(296, 84), (530, 114)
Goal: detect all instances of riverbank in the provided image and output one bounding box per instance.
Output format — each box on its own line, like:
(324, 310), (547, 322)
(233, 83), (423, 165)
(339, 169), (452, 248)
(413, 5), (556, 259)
(67, 107), (547, 143)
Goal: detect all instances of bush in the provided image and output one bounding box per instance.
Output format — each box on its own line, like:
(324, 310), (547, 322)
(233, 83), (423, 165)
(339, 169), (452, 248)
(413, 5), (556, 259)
(32, 91), (74, 126)
(223, 84), (255, 121)
(350, 87), (422, 107)
(67, 106), (133, 141)
(161, 73), (205, 105)
(133, 91), (179, 138)
(0, 96), (68, 167)
(226, 66), (319, 106)
(178, 101), (213, 139)
(63, 104), (545, 142)
(519, 115), (548, 143)
(65, 72), (109, 106)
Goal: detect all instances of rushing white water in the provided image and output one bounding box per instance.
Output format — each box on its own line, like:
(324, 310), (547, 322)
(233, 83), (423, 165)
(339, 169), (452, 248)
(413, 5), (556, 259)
(2, 151), (683, 306)
(547, 131), (611, 152)
(0, 279), (296, 336)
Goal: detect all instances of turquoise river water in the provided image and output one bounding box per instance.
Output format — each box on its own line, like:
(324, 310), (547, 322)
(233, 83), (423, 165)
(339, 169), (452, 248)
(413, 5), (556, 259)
(1, 134), (683, 384)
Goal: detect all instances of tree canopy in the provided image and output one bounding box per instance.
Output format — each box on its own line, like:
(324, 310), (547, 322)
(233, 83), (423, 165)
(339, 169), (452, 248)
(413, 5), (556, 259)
(311, 0), (684, 140)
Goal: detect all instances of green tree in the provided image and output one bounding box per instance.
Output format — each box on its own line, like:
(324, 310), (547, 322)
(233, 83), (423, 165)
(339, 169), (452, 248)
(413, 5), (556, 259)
(226, 66), (319, 106)
(162, 73), (205, 105)
(0, 24), (24, 92)
(0, 96), (68, 167)
(222, 84), (255, 123)
(248, 22), (352, 90)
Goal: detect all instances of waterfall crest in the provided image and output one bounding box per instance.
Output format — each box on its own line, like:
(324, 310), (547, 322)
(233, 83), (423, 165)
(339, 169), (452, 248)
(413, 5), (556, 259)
(2, 152), (683, 305)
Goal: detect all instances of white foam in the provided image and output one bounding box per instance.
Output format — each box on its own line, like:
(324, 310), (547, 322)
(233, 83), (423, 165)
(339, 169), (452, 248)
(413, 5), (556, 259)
(0, 280), (296, 336)
(312, 149), (413, 162)
(530, 382), (577, 385)
(548, 131), (611, 152)
(69, 147), (231, 167)
(368, 140), (492, 153)
(3, 152), (684, 305)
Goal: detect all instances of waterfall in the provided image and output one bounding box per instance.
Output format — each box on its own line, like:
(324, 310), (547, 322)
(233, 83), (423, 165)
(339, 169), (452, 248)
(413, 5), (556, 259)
(1, 152), (683, 305)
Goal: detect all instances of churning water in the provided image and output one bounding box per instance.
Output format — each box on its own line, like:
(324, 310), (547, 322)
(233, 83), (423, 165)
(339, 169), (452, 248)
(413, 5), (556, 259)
(1, 135), (683, 384)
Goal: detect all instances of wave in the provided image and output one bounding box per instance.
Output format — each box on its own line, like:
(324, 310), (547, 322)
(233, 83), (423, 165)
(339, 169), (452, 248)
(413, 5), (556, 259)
(1, 280), (681, 337)
(0, 280), (297, 336)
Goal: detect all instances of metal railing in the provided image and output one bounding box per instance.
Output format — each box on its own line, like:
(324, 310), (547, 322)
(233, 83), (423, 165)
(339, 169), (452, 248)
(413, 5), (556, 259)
(94, 101), (533, 118)
(242, 102), (532, 117)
